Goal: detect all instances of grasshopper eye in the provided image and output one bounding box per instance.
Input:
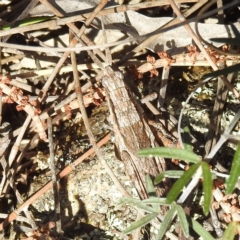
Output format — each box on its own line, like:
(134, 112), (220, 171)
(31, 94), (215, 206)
(115, 71), (124, 80)
(102, 76), (109, 88)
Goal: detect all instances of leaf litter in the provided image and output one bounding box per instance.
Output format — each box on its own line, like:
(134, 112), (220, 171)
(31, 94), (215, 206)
(0, 0), (240, 239)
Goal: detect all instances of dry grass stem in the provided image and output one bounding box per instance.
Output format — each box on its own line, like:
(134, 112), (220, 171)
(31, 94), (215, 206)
(47, 117), (62, 233)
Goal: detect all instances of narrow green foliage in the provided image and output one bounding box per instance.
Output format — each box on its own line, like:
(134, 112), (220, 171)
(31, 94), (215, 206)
(222, 222), (237, 240)
(210, 38), (240, 45)
(145, 174), (157, 198)
(145, 174), (159, 211)
(203, 63), (240, 78)
(201, 162), (212, 215)
(141, 197), (169, 205)
(176, 205), (189, 237)
(162, 170), (184, 178)
(118, 197), (158, 213)
(157, 205), (176, 240)
(154, 172), (165, 184)
(122, 212), (158, 235)
(167, 162), (201, 203)
(182, 126), (193, 151)
(226, 143), (240, 194)
(2, 17), (51, 30)
(154, 170), (184, 184)
(138, 147), (200, 163)
(186, 216), (215, 240)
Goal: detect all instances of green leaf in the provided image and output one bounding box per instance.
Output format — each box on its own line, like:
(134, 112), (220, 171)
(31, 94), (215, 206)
(163, 170), (185, 178)
(176, 205), (189, 237)
(157, 205), (176, 240)
(138, 147), (200, 163)
(154, 172), (165, 184)
(182, 126), (193, 151)
(222, 222), (237, 240)
(226, 143), (240, 194)
(167, 162), (201, 203)
(2, 16), (51, 30)
(122, 212), (158, 235)
(186, 216), (215, 240)
(118, 197), (158, 213)
(145, 174), (159, 211)
(203, 63), (240, 78)
(142, 197), (170, 205)
(154, 171), (184, 184)
(210, 38), (240, 46)
(201, 162), (212, 215)
(145, 174), (157, 198)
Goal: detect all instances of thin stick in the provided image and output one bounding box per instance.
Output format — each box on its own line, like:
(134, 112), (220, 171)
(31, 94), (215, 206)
(71, 50), (130, 197)
(0, 35), (134, 53)
(47, 117), (62, 233)
(5, 54), (237, 80)
(9, 116), (31, 167)
(100, 15), (112, 65)
(0, 54), (25, 65)
(0, 155), (9, 196)
(205, 69), (237, 156)
(9, 79), (40, 95)
(158, 67), (170, 107)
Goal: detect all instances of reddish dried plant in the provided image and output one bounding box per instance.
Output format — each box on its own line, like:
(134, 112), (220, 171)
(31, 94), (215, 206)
(146, 55), (159, 77)
(205, 47), (226, 66)
(4, 96), (15, 104)
(157, 51), (176, 68)
(185, 45), (200, 64)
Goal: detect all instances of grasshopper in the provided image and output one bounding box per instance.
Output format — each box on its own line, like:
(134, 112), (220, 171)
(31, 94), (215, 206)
(103, 67), (170, 199)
